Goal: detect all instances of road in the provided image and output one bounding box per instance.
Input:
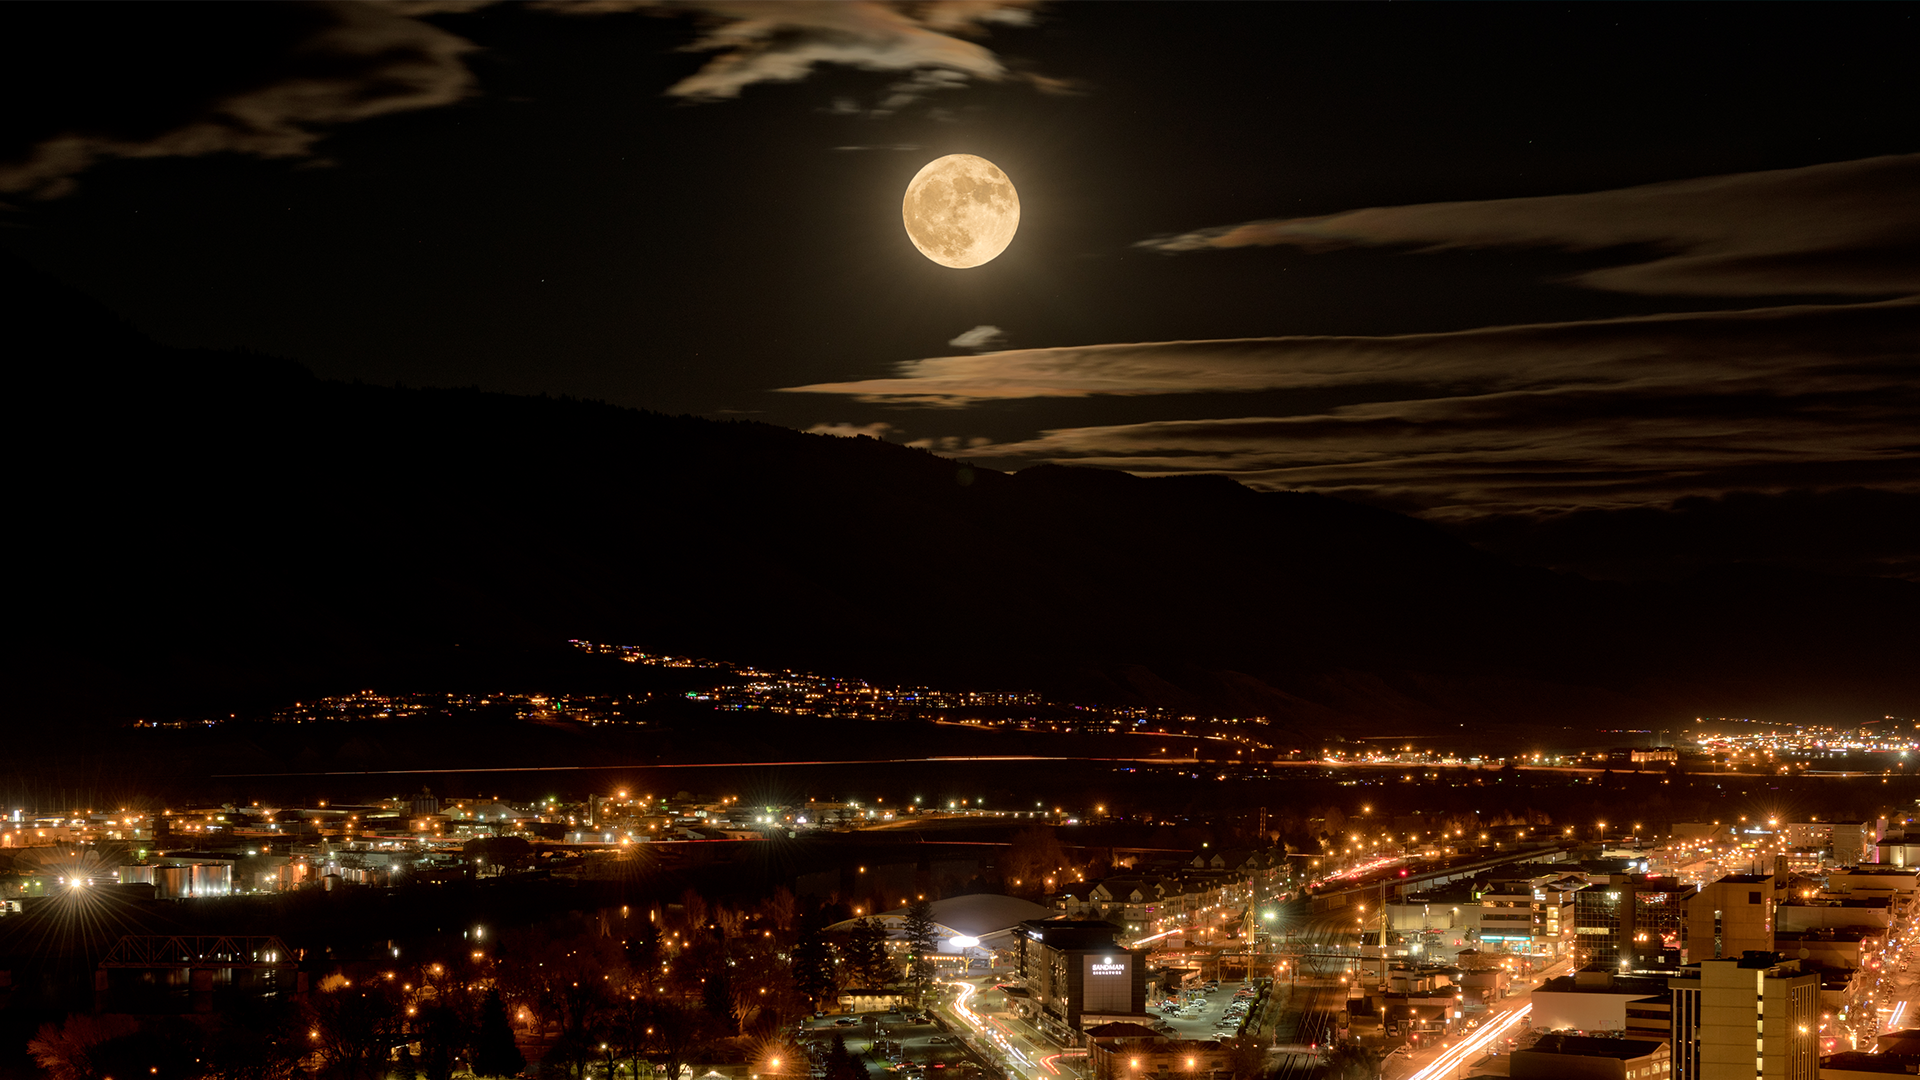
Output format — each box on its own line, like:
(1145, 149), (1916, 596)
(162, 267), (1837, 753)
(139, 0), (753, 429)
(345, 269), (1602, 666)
(1375, 958), (1571, 1080)
(938, 976), (1077, 1080)
(917, 949), (1573, 1080)
(1836, 899), (1920, 1053)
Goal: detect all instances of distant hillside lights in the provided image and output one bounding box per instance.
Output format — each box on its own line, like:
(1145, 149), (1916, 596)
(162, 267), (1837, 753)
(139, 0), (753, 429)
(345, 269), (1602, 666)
(571, 637), (1279, 735)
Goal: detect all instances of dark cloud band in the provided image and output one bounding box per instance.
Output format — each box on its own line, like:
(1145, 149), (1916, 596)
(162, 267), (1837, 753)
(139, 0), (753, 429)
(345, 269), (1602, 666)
(1135, 154), (1920, 299)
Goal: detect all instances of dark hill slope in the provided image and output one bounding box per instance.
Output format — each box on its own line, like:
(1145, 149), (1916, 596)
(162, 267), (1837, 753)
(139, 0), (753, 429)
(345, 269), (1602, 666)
(9, 255), (1915, 732)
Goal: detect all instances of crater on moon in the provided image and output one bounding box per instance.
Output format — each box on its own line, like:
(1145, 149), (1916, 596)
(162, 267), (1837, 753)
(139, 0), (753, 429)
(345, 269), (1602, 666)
(902, 154), (1020, 269)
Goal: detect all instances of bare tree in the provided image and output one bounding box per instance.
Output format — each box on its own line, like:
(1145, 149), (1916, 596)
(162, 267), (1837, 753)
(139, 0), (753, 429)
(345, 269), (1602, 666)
(307, 971), (407, 1080)
(768, 887), (798, 937)
(27, 1015), (140, 1080)
(681, 888), (710, 933)
(1222, 1035), (1268, 1080)
(1002, 826), (1070, 897)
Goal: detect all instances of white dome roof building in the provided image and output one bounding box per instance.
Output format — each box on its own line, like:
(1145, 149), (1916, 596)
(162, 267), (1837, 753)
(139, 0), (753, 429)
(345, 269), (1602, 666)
(831, 892), (1059, 955)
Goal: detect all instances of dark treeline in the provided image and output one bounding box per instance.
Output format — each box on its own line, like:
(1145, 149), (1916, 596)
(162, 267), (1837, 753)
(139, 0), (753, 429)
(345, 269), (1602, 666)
(1, 861), (951, 1080)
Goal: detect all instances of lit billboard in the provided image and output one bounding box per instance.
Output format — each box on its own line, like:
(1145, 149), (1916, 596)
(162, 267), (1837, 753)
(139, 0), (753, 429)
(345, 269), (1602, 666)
(1081, 953), (1133, 1014)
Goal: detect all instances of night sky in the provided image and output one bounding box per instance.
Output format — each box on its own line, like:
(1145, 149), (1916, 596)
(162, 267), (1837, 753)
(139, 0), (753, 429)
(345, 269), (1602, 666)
(4, 2), (1916, 579)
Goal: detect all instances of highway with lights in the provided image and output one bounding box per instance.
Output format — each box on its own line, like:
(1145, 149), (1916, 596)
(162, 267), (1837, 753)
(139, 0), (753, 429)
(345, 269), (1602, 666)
(942, 978), (1055, 1080)
(1388, 1004), (1532, 1080)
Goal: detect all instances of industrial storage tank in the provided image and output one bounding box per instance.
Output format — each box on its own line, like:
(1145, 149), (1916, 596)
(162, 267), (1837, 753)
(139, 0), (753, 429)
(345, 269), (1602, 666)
(156, 865), (191, 900)
(119, 864), (157, 886)
(278, 861), (312, 890)
(188, 862), (232, 897)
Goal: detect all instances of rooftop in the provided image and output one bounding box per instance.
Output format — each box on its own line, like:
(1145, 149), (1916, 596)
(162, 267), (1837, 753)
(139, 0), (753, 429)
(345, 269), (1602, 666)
(1086, 1022), (1166, 1040)
(1018, 919), (1130, 951)
(1520, 1034), (1667, 1061)
(1821, 1052), (1920, 1075)
(1539, 973), (1671, 997)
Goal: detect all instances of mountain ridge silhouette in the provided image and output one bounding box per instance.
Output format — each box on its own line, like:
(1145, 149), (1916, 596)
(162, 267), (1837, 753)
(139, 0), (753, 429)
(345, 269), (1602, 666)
(9, 253), (1914, 736)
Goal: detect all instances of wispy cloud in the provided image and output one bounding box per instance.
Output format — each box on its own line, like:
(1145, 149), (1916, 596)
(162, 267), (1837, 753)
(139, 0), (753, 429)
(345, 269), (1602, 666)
(657, 1), (1041, 103)
(785, 299), (1920, 516)
(0, 3), (481, 199)
(0, 1), (1052, 199)
(905, 434), (992, 452)
(872, 68), (972, 115)
(960, 388), (1917, 517)
(805, 421), (897, 440)
(1136, 155), (1920, 298)
(947, 324), (1007, 351)
(779, 299), (1918, 407)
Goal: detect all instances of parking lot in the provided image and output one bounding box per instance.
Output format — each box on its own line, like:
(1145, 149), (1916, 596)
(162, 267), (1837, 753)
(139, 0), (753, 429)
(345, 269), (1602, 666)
(1151, 981), (1262, 1042)
(796, 1010), (982, 1080)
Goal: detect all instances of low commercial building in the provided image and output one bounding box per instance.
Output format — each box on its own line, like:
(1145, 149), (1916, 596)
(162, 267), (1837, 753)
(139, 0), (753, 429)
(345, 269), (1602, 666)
(1086, 1026), (1232, 1080)
(1773, 930), (1871, 972)
(836, 988), (912, 1011)
(1818, 1051), (1920, 1080)
(1776, 899), (1891, 934)
(1532, 971), (1672, 1037)
(1388, 889), (1482, 939)
(1672, 824), (1738, 847)
(1511, 1034), (1670, 1080)
(1481, 876), (1580, 958)
(1783, 823), (1878, 867)
(1824, 870), (1918, 902)
(1383, 990), (1464, 1039)
(1874, 838), (1920, 869)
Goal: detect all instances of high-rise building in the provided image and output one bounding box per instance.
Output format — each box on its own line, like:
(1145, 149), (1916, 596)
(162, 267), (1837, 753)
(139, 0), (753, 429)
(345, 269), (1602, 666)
(1576, 875), (1697, 970)
(1011, 920), (1149, 1040)
(1668, 955), (1818, 1080)
(1686, 874), (1775, 961)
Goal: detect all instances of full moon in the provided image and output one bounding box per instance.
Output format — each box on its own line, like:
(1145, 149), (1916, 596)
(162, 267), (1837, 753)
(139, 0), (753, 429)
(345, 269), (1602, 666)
(902, 154), (1020, 269)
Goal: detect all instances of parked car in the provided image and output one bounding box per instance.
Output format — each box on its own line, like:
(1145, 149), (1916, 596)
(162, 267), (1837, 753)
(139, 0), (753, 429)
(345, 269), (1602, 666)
(835, 1017), (859, 1026)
